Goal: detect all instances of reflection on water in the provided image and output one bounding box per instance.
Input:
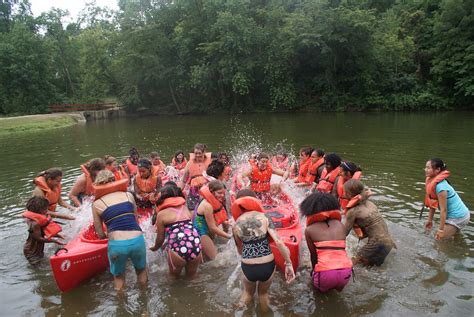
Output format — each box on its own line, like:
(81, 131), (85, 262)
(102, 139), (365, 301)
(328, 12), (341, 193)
(0, 112), (472, 316)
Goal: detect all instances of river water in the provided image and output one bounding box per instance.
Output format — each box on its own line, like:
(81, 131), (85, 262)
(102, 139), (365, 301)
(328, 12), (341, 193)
(0, 112), (472, 316)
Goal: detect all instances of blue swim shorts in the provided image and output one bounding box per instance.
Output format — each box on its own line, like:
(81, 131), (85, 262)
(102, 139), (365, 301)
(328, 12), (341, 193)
(108, 235), (146, 276)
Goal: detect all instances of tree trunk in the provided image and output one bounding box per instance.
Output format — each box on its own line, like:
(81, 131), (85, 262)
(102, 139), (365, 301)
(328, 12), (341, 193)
(169, 83), (183, 113)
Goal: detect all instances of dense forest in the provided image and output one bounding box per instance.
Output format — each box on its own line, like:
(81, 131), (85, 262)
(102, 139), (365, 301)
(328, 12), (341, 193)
(0, 0), (472, 115)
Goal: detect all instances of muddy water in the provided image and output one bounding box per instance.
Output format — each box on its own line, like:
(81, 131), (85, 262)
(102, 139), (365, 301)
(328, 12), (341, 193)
(0, 112), (472, 316)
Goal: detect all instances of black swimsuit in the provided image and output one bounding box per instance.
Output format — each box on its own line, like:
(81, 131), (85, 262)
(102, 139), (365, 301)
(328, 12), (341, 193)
(240, 235), (275, 282)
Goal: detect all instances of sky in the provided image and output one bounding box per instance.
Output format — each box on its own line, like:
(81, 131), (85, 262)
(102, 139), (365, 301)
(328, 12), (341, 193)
(30, 0), (119, 21)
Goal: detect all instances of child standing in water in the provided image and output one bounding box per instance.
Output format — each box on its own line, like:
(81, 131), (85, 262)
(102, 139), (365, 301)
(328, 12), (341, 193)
(423, 158), (470, 240)
(22, 197), (65, 265)
(343, 179), (396, 266)
(300, 192), (352, 292)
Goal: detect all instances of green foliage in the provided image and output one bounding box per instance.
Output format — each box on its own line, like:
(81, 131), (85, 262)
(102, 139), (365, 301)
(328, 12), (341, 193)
(0, 0), (472, 115)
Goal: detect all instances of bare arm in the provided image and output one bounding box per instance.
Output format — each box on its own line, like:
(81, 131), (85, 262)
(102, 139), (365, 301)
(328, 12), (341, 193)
(201, 202), (231, 238)
(232, 225), (243, 255)
(58, 196), (75, 211)
(92, 202), (106, 239)
(150, 214), (165, 251)
(69, 175), (86, 207)
(47, 211), (75, 220)
(237, 168), (252, 188)
(435, 191), (448, 240)
(273, 167), (289, 181)
(30, 222), (64, 244)
(266, 217), (295, 283)
(179, 161), (191, 189)
(425, 207), (436, 231)
(344, 208), (357, 236)
(305, 229), (317, 269)
(32, 187), (45, 198)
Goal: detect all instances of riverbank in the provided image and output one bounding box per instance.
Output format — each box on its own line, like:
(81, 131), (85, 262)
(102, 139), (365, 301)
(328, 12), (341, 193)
(0, 113), (85, 136)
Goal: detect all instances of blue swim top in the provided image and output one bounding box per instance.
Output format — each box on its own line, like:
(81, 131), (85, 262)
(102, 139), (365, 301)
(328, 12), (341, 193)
(99, 197), (141, 233)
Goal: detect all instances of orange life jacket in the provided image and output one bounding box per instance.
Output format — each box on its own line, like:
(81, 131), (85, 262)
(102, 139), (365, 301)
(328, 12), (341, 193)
(171, 158), (187, 170)
(231, 196), (265, 221)
(135, 173), (158, 194)
(271, 156), (289, 170)
(313, 240), (353, 272)
(22, 211), (62, 240)
(34, 176), (61, 212)
(306, 210), (342, 226)
(297, 157), (312, 183)
(156, 197), (186, 212)
(316, 166), (341, 193)
(337, 171), (362, 209)
(304, 157), (325, 185)
(126, 158), (138, 176)
(199, 185), (228, 226)
(92, 178), (129, 200)
(106, 165), (128, 181)
(188, 152), (212, 183)
(424, 170), (450, 209)
(152, 161), (166, 177)
(344, 193), (369, 239)
(80, 164), (94, 195)
(250, 164), (273, 193)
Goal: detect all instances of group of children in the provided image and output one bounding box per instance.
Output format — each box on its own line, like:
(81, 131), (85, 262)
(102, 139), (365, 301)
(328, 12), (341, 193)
(22, 143), (469, 310)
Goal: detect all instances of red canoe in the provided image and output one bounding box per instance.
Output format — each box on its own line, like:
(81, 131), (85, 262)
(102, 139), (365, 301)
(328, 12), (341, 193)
(260, 193), (302, 273)
(50, 208), (153, 292)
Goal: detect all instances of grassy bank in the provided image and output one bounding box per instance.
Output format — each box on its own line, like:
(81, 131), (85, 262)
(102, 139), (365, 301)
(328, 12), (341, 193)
(0, 113), (85, 136)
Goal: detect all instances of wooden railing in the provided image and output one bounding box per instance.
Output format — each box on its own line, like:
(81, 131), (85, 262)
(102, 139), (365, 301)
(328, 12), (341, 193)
(48, 103), (117, 113)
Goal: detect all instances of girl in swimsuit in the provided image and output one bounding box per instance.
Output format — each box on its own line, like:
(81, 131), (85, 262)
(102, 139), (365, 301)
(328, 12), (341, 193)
(150, 184), (202, 279)
(232, 190), (295, 312)
(343, 179), (396, 266)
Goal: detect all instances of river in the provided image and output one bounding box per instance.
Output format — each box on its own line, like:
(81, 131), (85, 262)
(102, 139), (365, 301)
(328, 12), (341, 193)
(0, 112), (472, 316)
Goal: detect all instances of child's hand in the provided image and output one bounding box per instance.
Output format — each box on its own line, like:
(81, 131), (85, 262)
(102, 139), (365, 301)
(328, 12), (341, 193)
(53, 239), (65, 245)
(285, 263), (295, 283)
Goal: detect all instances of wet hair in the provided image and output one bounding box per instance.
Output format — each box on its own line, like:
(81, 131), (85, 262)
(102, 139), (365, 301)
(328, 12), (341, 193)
(94, 170), (115, 185)
(208, 180), (225, 192)
(236, 189), (257, 199)
(155, 183), (185, 206)
(129, 147), (140, 157)
(313, 149), (325, 157)
(206, 160), (225, 179)
(174, 150), (185, 162)
(300, 192), (340, 217)
(26, 196), (49, 213)
(341, 161), (361, 176)
(429, 158), (447, 171)
(34, 168), (62, 183)
(300, 146), (313, 157)
(103, 155), (116, 165)
(211, 152), (219, 161)
(324, 153), (341, 168)
(137, 159), (152, 170)
(274, 144), (287, 157)
(193, 143), (207, 153)
(86, 158), (106, 173)
(343, 179), (369, 201)
(257, 153), (270, 161)
(218, 152), (230, 164)
(150, 152), (160, 159)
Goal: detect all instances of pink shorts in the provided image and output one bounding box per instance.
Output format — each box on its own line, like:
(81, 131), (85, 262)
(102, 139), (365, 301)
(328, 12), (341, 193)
(312, 268), (352, 293)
